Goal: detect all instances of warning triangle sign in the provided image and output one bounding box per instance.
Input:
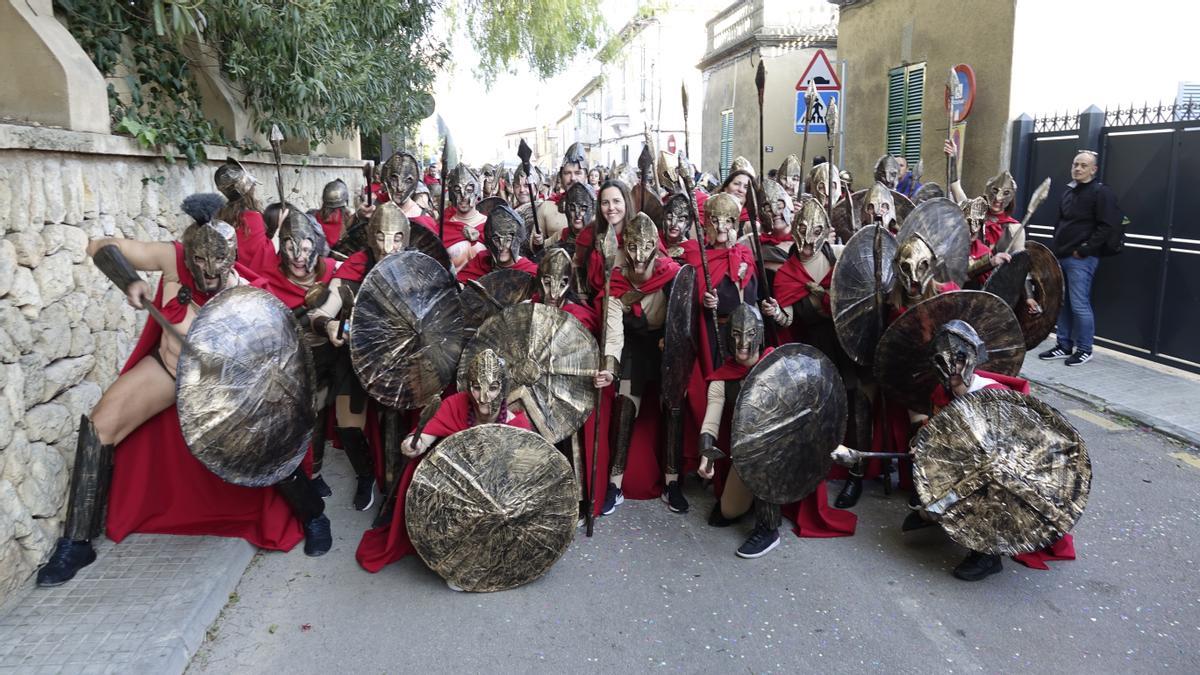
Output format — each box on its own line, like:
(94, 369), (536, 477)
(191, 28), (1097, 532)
(795, 49), (841, 91)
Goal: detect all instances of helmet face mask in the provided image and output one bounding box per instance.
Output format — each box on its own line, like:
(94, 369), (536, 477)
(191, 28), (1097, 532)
(777, 155), (803, 196)
(874, 155), (901, 189)
(807, 163), (842, 207)
(703, 193), (740, 246)
(321, 179), (349, 210)
(214, 158), (257, 201)
(729, 303), (764, 361)
(622, 214), (659, 280)
(466, 349), (509, 422)
(484, 206), (526, 265)
(863, 182), (897, 231)
(381, 152), (421, 204)
(183, 220), (238, 294)
(563, 183), (595, 235)
(367, 202), (411, 259)
(760, 179), (794, 233)
(447, 164), (481, 214)
(985, 171), (1016, 214)
(536, 248), (573, 307)
(662, 195), (692, 244)
(931, 320), (988, 392)
(279, 211), (323, 278)
(792, 198), (829, 259)
(895, 234), (936, 300)
(962, 197), (988, 241)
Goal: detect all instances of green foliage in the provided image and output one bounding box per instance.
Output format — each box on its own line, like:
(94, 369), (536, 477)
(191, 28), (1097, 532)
(461, 0), (606, 85)
(596, 1), (666, 65)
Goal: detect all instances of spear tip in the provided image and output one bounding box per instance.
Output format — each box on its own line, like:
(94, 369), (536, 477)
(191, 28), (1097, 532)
(269, 124), (283, 143)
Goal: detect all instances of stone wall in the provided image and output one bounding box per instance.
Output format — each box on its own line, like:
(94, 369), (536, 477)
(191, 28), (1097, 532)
(0, 123), (365, 604)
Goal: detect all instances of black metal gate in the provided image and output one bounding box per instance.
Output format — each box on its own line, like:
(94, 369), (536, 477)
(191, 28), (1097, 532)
(1010, 102), (1200, 373)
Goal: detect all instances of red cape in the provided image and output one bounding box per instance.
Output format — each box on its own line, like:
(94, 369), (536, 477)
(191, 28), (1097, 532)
(439, 206), (486, 247)
(355, 392), (530, 572)
(705, 348), (856, 538)
(985, 212), (1018, 248)
(456, 250), (538, 282)
(774, 255), (832, 312)
(236, 210), (280, 278)
(262, 258), (336, 310)
(682, 243), (757, 376)
(314, 209), (344, 247)
(106, 244), (303, 551)
(601, 257), (680, 317)
(334, 250), (370, 283)
(411, 213), (438, 235)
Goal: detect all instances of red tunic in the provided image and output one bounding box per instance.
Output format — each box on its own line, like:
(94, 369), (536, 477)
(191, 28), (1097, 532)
(439, 207), (485, 247)
(984, 212), (1018, 248)
(773, 256), (833, 315)
(682, 243), (756, 376)
(456, 250), (538, 282)
(106, 243), (304, 551)
(602, 257), (680, 314)
(355, 392), (531, 572)
(707, 349), (857, 538)
(929, 371), (1076, 570)
(235, 210), (279, 278)
(313, 209), (345, 247)
(334, 250), (370, 283)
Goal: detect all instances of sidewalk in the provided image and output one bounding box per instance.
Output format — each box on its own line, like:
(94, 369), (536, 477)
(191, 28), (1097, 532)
(0, 534), (253, 674)
(1022, 338), (1200, 448)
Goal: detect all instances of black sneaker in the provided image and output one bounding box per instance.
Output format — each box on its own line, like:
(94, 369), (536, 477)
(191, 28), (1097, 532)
(1038, 345), (1071, 360)
(601, 483), (623, 515)
(952, 551), (1003, 581)
(707, 501), (744, 527)
(901, 510), (936, 532)
(1065, 350), (1093, 366)
(663, 480), (689, 513)
(36, 538), (97, 587)
(736, 526), (780, 559)
(313, 475), (332, 499)
(353, 476), (375, 511)
(302, 515), (332, 557)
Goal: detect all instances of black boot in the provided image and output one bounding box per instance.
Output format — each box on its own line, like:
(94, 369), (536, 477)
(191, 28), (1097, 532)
(36, 538), (97, 587)
(276, 470), (331, 557)
(834, 471), (863, 509)
(953, 551), (1003, 581)
(336, 427), (376, 511)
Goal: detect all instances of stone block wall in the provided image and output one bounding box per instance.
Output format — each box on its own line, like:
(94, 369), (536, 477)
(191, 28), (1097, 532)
(0, 123), (365, 603)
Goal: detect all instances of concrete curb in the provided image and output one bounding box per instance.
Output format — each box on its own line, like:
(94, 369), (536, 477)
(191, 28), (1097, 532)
(1025, 373), (1200, 449)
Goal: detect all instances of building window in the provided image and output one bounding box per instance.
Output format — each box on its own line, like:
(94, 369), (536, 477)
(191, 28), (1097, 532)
(886, 63), (925, 164)
(720, 109), (734, 178)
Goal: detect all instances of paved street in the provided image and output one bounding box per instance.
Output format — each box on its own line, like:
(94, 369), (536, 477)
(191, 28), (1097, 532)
(189, 388), (1200, 674)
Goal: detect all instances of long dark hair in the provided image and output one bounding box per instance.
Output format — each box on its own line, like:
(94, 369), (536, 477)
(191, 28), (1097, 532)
(594, 179), (634, 235)
(217, 190), (263, 232)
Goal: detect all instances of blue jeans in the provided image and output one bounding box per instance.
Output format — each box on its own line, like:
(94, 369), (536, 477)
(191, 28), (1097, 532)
(1056, 255), (1100, 353)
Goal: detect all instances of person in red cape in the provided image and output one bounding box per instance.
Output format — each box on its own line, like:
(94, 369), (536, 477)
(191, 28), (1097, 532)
(311, 179), (353, 247)
(356, 349), (531, 579)
(908, 320), (1076, 581)
(440, 164), (487, 271)
(660, 193), (697, 264)
(264, 210), (338, 496)
(740, 178), (794, 276)
(308, 202), (413, 512)
(689, 192), (758, 376)
(357, 151), (438, 236)
(946, 139), (1022, 249)
(456, 204), (538, 282)
(36, 196), (331, 589)
(718, 158), (756, 230)
(698, 304), (855, 557)
(595, 214), (688, 516)
(214, 157), (277, 275)
(575, 180), (636, 298)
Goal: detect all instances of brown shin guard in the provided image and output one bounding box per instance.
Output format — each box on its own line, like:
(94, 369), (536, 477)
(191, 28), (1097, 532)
(608, 395), (637, 477)
(63, 415), (114, 542)
(754, 499), (782, 531)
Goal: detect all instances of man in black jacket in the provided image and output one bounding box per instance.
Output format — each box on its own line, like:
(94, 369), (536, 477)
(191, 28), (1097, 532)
(1038, 150), (1121, 366)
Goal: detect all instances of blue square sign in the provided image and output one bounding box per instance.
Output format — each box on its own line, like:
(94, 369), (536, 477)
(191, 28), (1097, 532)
(795, 90), (839, 134)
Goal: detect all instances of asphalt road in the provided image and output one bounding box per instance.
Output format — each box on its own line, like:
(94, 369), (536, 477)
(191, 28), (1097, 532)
(188, 388), (1200, 674)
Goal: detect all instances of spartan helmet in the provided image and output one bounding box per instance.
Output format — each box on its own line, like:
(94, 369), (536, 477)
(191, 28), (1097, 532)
(760, 178), (794, 232)
(776, 154), (803, 196)
(214, 158), (257, 200)
(862, 182), (897, 231)
(563, 142), (588, 170)
(703, 192), (740, 246)
(931, 319), (989, 392)
(562, 182), (595, 235)
(729, 303), (764, 359)
(182, 220), (238, 294)
(985, 170), (1017, 213)
(321, 179), (349, 210)
(839, 169), (854, 192)
(466, 348), (509, 423)
(730, 156), (756, 179)
(697, 172), (720, 194)
(367, 201), (411, 259)
(480, 163), (500, 197)
(873, 155), (902, 189)
(662, 193), (693, 244)
(484, 204), (526, 265)
(536, 248), (573, 307)
(380, 151), (421, 204)
(912, 182), (946, 205)
(806, 162), (842, 206)
(560, 142), (588, 189)
(961, 196), (988, 241)
(894, 233), (937, 300)
(792, 197), (830, 258)
(446, 164), (480, 212)
(622, 213), (659, 278)
(656, 151), (680, 190)
(278, 210), (324, 277)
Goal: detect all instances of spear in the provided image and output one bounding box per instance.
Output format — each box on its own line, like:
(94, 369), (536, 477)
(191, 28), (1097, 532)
(999, 177), (1052, 254)
(826, 100), (839, 222)
(756, 60), (767, 191)
(586, 221), (618, 537)
(681, 83), (691, 162)
(362, 161), (375, 207)
(517, 139), (543, 240)
(799, 81), (819, 176)
(637, 143), (654, 212)
(677, 154), (723, 359)
(438, 136), (452, 242)
(269, 124), (286, 204)
(946, 67), (957, 192)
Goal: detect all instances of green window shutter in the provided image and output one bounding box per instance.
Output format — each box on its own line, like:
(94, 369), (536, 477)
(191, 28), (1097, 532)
(903, 64), (925, 163)
(886, 67), (905, 157)
(720, 109), (734, 179)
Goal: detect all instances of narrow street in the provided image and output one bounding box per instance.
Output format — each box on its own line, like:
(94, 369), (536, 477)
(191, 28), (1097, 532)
(190, 388), (1200, 673)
